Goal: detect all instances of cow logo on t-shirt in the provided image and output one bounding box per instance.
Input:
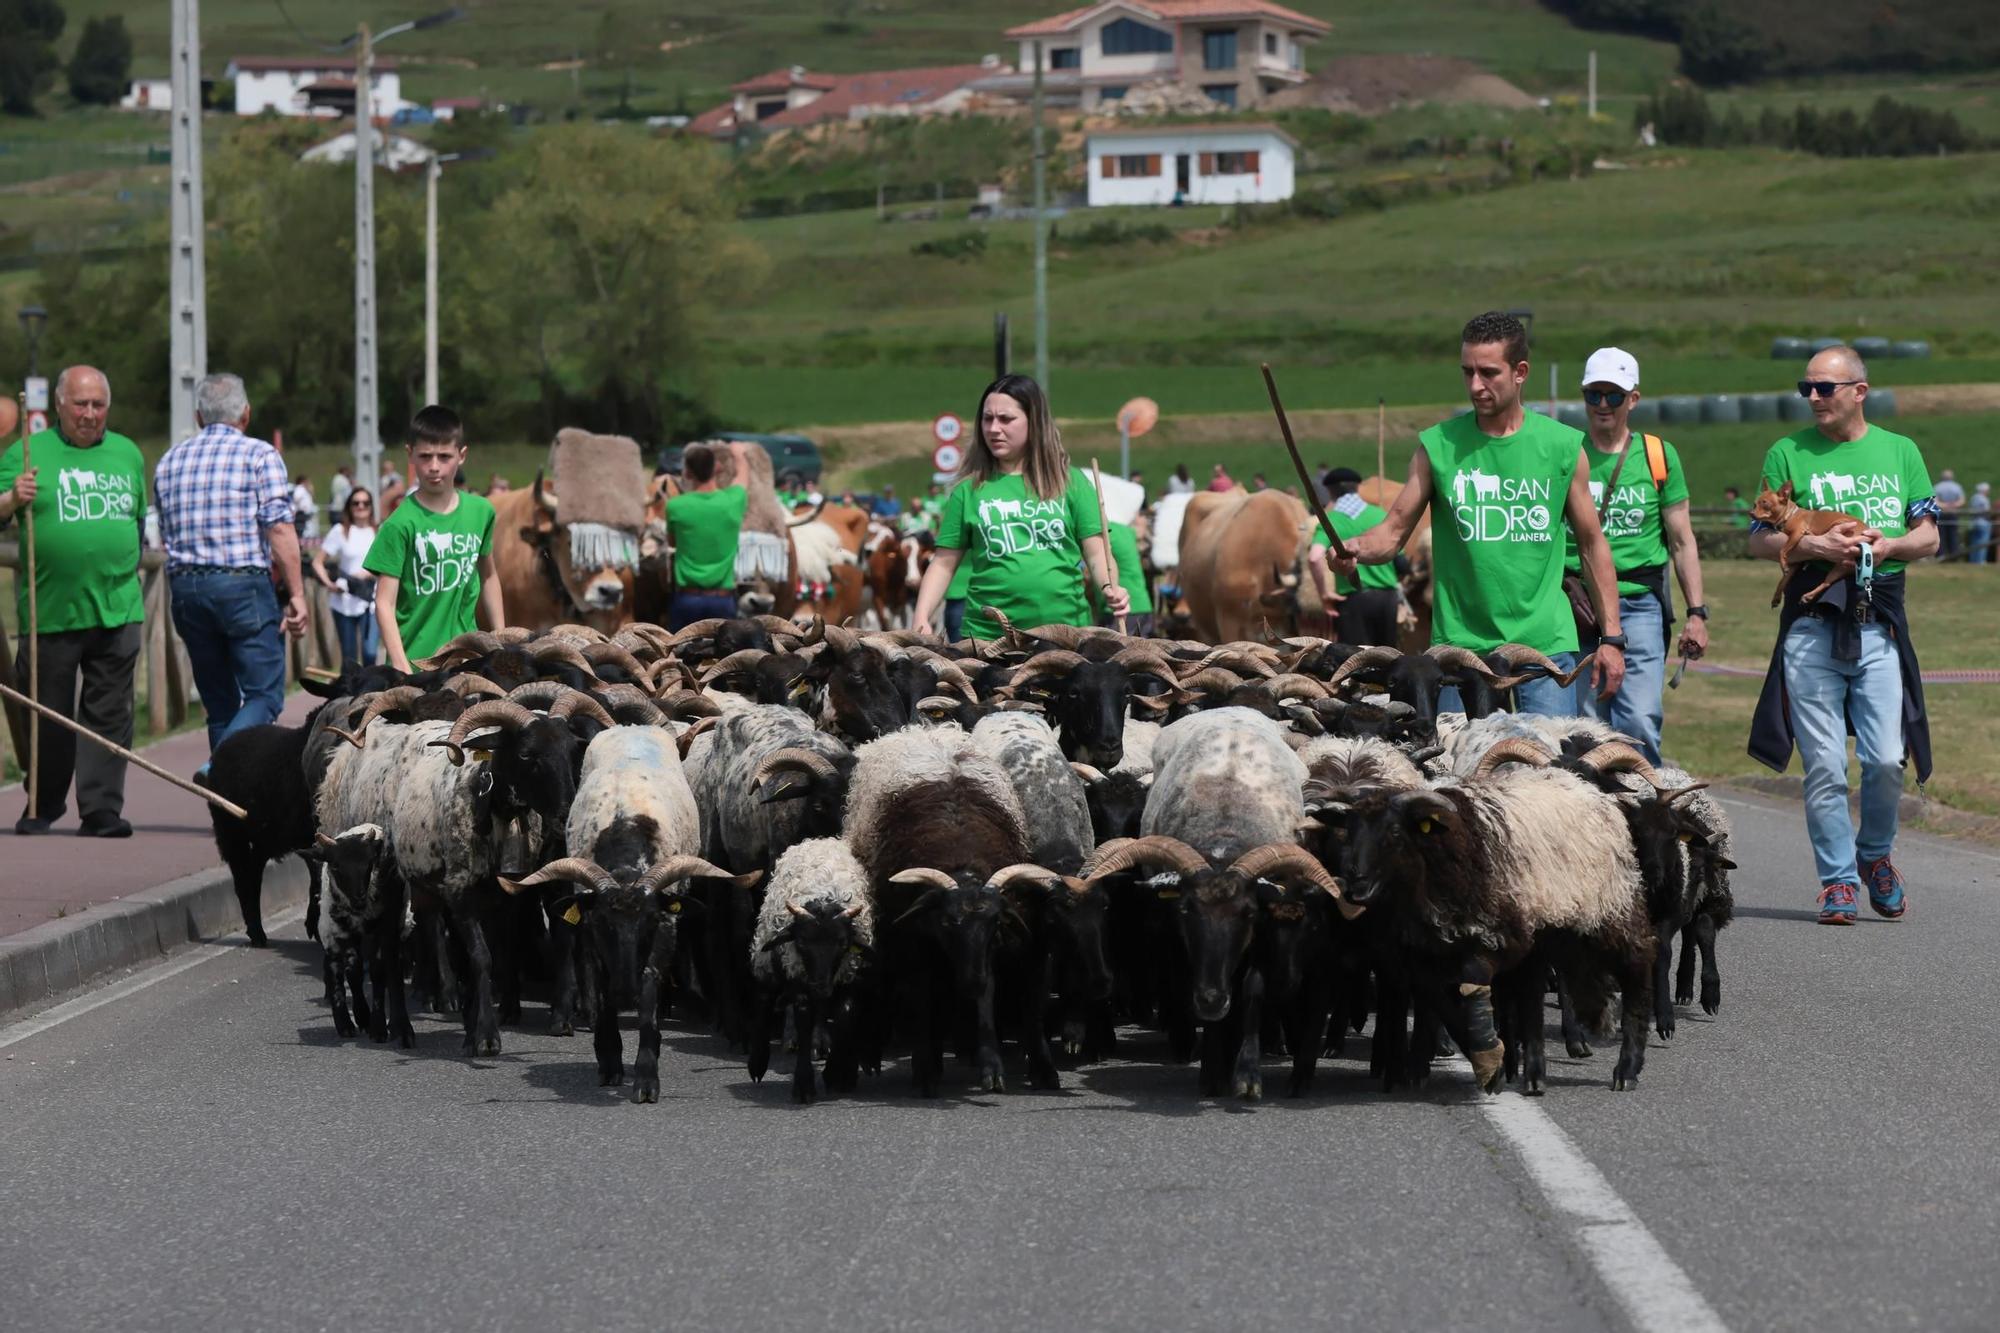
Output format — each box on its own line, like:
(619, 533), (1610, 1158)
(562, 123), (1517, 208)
(976, 495), (1069, 557)
(1448, 469), (1555, 543)
(1807, 471), (1903, 526)
(56, 466), (138, 523)
(411, 528), (481, 595)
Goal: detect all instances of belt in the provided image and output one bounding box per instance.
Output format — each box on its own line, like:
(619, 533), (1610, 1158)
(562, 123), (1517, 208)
(172, 564), (268, 576)
(680, 586), (733, 594)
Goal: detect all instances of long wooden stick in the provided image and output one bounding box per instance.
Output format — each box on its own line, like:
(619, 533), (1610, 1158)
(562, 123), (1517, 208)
(1090, 458), (1126, 634)
(0, 677), (250, 821)
(20, 394), (37, 820)
(1376, 396), (1387, 490)
(1259, 363), (1349, 558)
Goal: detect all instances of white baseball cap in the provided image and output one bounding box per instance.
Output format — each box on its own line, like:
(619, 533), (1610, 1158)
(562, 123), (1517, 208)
(1581, 347), (1640, 391)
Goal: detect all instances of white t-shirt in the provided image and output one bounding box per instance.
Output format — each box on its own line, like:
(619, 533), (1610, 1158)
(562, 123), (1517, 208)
(321, 523), (378, 617)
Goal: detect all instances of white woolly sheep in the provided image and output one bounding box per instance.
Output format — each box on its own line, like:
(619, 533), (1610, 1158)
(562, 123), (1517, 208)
(748, 836), (875, 1104)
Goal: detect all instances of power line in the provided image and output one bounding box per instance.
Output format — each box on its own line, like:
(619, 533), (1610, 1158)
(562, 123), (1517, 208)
(270, 0), (353, 53)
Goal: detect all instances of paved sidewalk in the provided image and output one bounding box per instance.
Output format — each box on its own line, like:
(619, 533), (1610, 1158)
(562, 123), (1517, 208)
(1, 693), (316, 938)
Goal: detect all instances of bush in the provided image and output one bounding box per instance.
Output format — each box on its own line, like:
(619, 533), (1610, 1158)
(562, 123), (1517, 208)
(910, 229), (988, 260)
(1062, 217), (1174, 247)
(1639, 87), (1980, 157)
(67, 14), (131, 106)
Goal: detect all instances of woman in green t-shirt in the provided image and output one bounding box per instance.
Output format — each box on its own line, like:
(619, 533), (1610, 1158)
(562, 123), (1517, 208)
(913, 375), (1129, 641)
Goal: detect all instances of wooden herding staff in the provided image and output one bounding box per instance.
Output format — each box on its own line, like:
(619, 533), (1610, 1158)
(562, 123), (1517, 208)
(0, 678), (250, 821)
(1089, 458), (1127, 634)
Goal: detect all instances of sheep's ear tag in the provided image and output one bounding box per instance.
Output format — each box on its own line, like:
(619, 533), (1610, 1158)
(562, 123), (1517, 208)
(667, 900), (682, 914)
(561, 903), (583, 926)
(849, 945), (864, 956)
(1417, 818), (1434, 834)
(469, 748), (494, 763)
(1156, 889), (1182, 900)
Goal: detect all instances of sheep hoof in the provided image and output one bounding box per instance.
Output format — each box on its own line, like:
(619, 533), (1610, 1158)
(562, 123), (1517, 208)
(333, 1014), (357, 1039)
(1565, 1039), (1593, 1059)
(396, 1025), (416, 1049)
(1700, 979), (1721, 1014)
(246, 929), (269, 948)
(475, 1037), (500, 1058)
(600, 1063), (625, 1086)
(1674, 980), (1695, 1007)
(1656, 1020), (1675, 1041)
(367, 1021), (387, 1044)
(1234, 1072), (1262, 1101)
(632, 1077), (659, 1104)
(979, 1067), (1006, 1094)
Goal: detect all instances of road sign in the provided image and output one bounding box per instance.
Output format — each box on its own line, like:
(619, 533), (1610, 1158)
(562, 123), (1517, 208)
(932, 413), (963, 445)
(1116, 396), (1158, 438)
(25, 377), (50, 412)
(932, 441), (964, 474)
(26, 411), (49, 435)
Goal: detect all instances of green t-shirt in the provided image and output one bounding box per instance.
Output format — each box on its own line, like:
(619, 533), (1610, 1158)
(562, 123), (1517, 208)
(1312, 499), (1399, 594)
(1421, 412), (1583, 654)
(363, 490), (496, 660)
(1757, 423), (1933, 577)
(937, 467), (1103, 641)
(0, 429), (145, 633)
(665, 486), (746, 590)
(1561, 435), (1691, 597)
(1098, 520), (1153, 614)
(1729, 496), (1752, 530)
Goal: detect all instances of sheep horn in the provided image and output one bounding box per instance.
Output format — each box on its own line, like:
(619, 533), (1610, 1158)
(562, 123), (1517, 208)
(605, 698), (667, 727)
(662, 690), (723, 720)
(1008, 650), (1090, 688)
(437, 700), (538, 765)
(791, 614), (825, 647)
(1471, 737), (1557, 779)
(441, 673), (507, 700)
(887, 867), (957, 890)
(492, 627), (536, 645)
(344, 685), (429, 742)
(840, 901), (865, 919)
(1485, 643), (1573, 678)
(505, 681), (565, 711)
(986, 863), (1060, 894)
(544, 623), (612, 644)
(914, 695), (966, 720)
(638, 856), (757, 894)
(1069, 762), (1106, 784)
(1228, 842), (1343, 895)
(534, 688), (616, 730)
(664, 618), (728, 646)
(592, 682), (659, 710)
(531, 640), (596, 675)
(1110, 646), (1181, 678)
(498, 857), (618, 897)
(1424, 644), (1497, 678)
(750, 747), (840, 790)
(699, 648), (772, 683)
(822, 624), (862, 657)
(1661, 783), (1710, 804)
(1572, 741), (1665, 787)
(785, 900), (811, 918)
(582, 641), (652, 679)
(1178, 667), (1244, 695)
(1325, 645), (1404, 690)
(1084, 835), (1210, 883)
(1191, 648), (1279, 679)
(1263, 673), (1330, 701)
(676, 715), (718, 756)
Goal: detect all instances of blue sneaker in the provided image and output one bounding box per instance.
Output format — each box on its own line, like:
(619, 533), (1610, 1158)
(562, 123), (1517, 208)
(1863, 856), (1907, 920)
(1816, 882), (1859, 925)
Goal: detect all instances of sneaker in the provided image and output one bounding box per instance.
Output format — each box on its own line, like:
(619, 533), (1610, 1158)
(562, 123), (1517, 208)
(1862, 856), (1907, 919)
(1816, 882), (1859, 925)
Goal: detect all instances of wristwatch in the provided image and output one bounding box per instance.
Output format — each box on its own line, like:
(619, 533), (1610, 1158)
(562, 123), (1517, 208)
(1598, 633), (1629, 650)
(1686, 605), (1710, 620)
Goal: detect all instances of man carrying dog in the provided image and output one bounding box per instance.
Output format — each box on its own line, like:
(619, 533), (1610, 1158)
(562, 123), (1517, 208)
(1748, 344), (1937, 925)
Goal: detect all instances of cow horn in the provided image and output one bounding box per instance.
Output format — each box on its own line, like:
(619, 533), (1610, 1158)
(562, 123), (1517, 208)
(437, 700), (539, 764)
(986, 863), (1059, 894)
(343, 685), (428, 743)
(1325, 645), (1404, 689)
(532, 469), (556, 514)
(1084, 835), (1210, 883)
(442, 673), (506, 700)
(1228, 843), (1342, 895)
(499, 857), (616, 897)
(1424, 644), (1497, 677)
(1471, 737), (1557, 779)
(1573, 742), (1665, 787)
(786, 497), (828, 526)
(699, 648), (771, 683)
(639, 856), (757, 894)
(675, 715), (718, 755)
(751, 747), (840, 790)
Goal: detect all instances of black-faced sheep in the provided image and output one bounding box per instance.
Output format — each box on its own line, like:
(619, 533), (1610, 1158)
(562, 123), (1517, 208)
(747, 837), (875, 1104)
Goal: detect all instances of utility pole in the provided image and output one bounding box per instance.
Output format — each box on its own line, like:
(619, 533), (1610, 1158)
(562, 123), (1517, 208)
(169, 0), (207, 437)
(1588, 50), (1598, 118)
(424, 152), (440, 407)
(353, 22), (382, 489)
(1030, 40), (1049, 394)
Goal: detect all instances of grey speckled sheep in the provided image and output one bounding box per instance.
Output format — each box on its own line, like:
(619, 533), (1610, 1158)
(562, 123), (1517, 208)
(1142, 707), (1309, 862)
(971, 712), (1094, 876)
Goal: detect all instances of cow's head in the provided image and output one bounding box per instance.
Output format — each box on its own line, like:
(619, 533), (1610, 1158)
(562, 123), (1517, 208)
(527, 471), (634, 616)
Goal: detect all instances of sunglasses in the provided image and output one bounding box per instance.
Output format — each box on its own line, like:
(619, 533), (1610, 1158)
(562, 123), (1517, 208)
(1797, 379), (1862, 399)
(1582, 388), (1628, 408)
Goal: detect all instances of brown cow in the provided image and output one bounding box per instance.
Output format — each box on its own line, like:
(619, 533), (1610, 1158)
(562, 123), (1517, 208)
(861, 520), (915, 629)
(1177, 488), (1313, 644)
(490, 475), (636, 635)
(790, 504), (870, 626)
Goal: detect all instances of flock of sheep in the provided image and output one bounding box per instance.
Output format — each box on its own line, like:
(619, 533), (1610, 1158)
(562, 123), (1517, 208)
(201, 614), (1733, 1105)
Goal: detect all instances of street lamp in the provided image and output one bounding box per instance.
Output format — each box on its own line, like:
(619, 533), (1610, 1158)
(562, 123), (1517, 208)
(18, 305), (47, 378)
(343, 6), (464, 489)
(424, 148), (491, 407)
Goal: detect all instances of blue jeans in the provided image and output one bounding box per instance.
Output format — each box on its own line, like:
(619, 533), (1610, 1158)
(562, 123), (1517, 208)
(1439, 650), (1577, 719)
(332, 609), (379, 668)
(1782, 618), (1904, 887)
(669, 588), (737, 631)
(1969, 516), (1992, 565)
(168, 569), (287, 751)
(944, 599), (966, 642)
(1575, 594), (1666, 764)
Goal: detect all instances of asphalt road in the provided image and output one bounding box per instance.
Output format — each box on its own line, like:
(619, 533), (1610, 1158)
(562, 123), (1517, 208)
(5, 787), (1998, 1333)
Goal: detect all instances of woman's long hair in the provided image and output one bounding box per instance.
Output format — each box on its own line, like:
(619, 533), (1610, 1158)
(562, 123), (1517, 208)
(339, 487), (376, 534)
(958, 374), (1071, 502)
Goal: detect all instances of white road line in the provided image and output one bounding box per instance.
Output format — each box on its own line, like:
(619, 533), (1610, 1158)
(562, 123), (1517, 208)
(1477, 1084), (1731, 1333)
(0, 904), (305, 1051)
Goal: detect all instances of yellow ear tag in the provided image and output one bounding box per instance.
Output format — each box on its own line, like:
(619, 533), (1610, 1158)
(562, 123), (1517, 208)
(667, 901), (682, 914)
(469, 748), (494, 763)
(849, 945), (864, 956)
(1418, 818), (1434, 834)
(561, 904), (582, 926)
(1157, 889), (1182, 900)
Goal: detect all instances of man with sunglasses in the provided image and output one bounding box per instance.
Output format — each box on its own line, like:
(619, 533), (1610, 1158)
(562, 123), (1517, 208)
(1561, 349), (1707, 764)
(1748, 345), (1937, 925)
(1334, 311), (1625, 716)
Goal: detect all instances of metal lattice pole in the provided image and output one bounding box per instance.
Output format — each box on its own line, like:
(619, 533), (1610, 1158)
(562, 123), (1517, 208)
(169, 0), (207, 436)
(353, 25), (382, 491)
(424, 154), (439, 407)
(1031, 40), (1049, 394)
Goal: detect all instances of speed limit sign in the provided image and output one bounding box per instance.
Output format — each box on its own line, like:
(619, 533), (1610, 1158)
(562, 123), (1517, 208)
(932, 440), (964, 474)
(932, 413), (963, 445)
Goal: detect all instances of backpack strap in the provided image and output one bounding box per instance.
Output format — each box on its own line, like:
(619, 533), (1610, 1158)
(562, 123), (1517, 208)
(1642, 434), (1669, 490)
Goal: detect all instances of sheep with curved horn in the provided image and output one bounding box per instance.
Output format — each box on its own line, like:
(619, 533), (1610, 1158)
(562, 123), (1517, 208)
(748, 837), (877, 1104)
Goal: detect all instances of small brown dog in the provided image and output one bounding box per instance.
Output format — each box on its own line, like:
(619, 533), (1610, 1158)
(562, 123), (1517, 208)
(1750, 481), (1863, 607)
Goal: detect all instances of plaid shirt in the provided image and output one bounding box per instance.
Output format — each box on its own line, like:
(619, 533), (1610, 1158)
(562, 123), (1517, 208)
(155, 423), (293, 569)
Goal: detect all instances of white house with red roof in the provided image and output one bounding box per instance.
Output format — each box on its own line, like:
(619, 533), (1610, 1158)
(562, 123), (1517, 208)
(1087, 122), (1295, 205)
(998, 0), (1327, 111)
(225, 55), (404, 118)
(686, 59), (1009, 140)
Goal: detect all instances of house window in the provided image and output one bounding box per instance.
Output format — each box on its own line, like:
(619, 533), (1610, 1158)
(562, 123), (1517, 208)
(1291, 42), (1304, 70)
(1097, 85), (1129, 102)
(1203, 29), (1237, 70)
(754, 99), (786, 120)
(1264, 33), (1278, 56)
(1049, 47), (1081, 70)
(1201, 83), (1238, 108)
(1199, 149), (1262, 175)
(1101, 17), (1174, 56)
(1101, 153), (1162, 178)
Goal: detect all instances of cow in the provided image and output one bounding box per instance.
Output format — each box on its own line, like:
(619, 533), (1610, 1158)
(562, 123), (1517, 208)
(490, 473), (636, 636)
(791, 503), (870, 627)
(1176, 488), (1313, 644)
(861, 521), (927, 630)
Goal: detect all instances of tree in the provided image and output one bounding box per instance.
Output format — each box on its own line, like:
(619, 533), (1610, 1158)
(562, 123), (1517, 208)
(1676, 4), (1770, 86)
(66, 14), (131, 106)
(0, 0), (67, 116)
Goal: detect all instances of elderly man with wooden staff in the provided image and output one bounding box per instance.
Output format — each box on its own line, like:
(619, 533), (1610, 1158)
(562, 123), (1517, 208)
(0, 366), (148, 837)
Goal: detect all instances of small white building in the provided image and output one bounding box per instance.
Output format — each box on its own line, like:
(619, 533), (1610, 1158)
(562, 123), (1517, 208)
(1085, 123), (1296, 207)
(225, 55), (403, 119)
(118, 78), (174, 111)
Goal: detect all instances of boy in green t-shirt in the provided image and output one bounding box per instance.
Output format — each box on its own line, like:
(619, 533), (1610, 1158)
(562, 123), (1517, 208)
(365, 406), (504, 671)
(1307, 467), (1403, 647)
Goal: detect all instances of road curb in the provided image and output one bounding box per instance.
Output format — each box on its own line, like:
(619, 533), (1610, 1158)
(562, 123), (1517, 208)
(0, 857), (310, 1022)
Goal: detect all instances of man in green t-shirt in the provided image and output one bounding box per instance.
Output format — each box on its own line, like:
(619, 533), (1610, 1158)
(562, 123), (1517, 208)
(663, 441), (749, 630)
(1726, 486), (1751, 530)
(1334, 312), (1626, 716)
(0, 366), (146, 836)
(1559, 348), (1710, 764)
(365, 406), (503, 670)
(1090, 518), (1155, 637)
(1307, 467), (1404, 647)
(1747, 345), (1936, 925)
